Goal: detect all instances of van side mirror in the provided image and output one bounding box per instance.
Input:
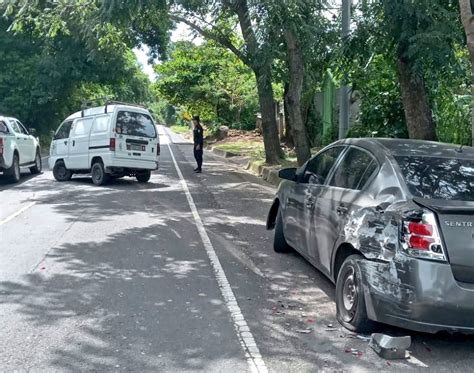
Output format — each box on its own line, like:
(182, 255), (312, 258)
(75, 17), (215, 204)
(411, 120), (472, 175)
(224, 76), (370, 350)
(278, 167), (297, 181)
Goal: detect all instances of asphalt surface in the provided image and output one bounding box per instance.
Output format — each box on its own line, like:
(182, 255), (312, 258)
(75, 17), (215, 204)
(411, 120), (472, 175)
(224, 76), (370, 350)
(2, 126), (474, 372)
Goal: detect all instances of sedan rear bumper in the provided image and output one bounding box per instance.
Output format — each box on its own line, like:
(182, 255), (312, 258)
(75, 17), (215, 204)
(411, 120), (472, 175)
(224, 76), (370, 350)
(358, 254), (474, 334)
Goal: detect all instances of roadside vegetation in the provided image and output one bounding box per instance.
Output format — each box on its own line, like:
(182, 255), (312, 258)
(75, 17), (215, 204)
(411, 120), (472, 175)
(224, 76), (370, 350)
(2, 1), (474, 167)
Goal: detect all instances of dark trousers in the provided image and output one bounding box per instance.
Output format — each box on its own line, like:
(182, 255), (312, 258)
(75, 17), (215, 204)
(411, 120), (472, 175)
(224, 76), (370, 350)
(194, 146), (203, 170)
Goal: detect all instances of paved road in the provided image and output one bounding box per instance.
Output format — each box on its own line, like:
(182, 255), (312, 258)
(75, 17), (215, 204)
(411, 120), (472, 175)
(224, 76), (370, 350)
(2, 126), (474, 372)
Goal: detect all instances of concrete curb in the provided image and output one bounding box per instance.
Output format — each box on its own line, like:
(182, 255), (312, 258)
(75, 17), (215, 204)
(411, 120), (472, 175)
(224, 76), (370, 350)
(206, 145), (282, 187)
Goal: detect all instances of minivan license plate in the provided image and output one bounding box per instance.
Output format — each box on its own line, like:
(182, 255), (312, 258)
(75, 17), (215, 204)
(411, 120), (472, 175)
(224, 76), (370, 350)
(128, 144), (142, 151)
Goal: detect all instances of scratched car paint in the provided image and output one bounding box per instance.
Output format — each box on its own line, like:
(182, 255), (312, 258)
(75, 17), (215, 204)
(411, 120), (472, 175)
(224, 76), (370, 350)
(267, 138), (474, 334)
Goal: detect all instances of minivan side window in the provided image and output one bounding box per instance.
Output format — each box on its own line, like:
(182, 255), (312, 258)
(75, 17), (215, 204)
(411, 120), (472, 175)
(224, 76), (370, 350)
(328, 147), (377, 190)
(304, 146), (344, 184)
(54, 121), (73, 140)
(92, 115), (110, 133)
(72, 118), (93, 136)
(116, 111), (156, 138)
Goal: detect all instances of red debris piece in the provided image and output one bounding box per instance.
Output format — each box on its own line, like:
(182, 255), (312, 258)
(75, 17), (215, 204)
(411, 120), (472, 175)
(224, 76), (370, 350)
(306, 319), (315, 323)
(387, 361), (392, 366)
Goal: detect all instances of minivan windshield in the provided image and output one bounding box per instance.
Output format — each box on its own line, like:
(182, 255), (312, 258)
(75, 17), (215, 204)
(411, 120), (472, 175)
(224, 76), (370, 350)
(396, 155), (474, 201)
(116, 111), (156, 138)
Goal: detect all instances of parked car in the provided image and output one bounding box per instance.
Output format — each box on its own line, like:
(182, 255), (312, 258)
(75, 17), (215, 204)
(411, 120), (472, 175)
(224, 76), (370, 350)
(0, 116), (42, 183)
(267, 138), (474, 334)
(49, 102), (160, 185)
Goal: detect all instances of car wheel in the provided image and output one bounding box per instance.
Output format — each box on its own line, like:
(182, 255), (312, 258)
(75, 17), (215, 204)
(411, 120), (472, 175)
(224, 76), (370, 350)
(273, 208), (292, 253)
(336, 254), (375, 333)
(53, 160), (72, 182)
(30, 150), (42, 174)
(136, 170), (151, 183)
(6, 153), (21, 183)
(91, 161), (109, 186)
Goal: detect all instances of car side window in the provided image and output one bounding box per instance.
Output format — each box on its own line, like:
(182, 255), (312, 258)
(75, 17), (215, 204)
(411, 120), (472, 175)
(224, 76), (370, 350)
(9, 120), (21, 134)
(328, 147), (377, 190)
(0, 121), (9, 134)
(16, 121), (29, 135)
(304, 146), (344, 184)
(72, 118), (93, 136)
(54, 121), (73, 140)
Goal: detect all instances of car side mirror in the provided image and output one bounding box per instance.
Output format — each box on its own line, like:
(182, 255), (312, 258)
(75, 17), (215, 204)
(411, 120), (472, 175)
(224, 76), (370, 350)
(50, 130), (55, 138)
(29, 128), (37, 136)
(279, 167), (297, 181)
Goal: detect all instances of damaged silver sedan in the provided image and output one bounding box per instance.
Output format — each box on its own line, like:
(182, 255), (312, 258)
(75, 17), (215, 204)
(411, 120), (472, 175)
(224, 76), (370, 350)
(267, 138), (474, 334)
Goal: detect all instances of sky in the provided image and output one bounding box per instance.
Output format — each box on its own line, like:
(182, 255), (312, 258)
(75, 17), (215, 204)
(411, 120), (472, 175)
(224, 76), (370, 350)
(134, 22), (202, 81)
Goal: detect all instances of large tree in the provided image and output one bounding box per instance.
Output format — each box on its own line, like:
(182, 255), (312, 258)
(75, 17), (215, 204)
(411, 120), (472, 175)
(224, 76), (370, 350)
(459, 0), (474, 145)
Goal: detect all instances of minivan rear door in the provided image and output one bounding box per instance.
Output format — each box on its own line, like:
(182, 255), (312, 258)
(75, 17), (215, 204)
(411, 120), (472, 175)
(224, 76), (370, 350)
(114, 110), (158, 162)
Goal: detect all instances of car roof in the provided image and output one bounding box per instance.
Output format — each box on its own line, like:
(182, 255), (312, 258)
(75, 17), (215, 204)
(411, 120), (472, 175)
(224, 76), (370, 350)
(335, 138), (474, 160)
(65, 105), (150, 121)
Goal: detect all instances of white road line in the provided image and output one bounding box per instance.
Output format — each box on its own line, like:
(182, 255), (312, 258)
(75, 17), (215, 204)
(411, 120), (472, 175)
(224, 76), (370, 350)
(0, 202), (36, 227)
(167, 142), (268, 373)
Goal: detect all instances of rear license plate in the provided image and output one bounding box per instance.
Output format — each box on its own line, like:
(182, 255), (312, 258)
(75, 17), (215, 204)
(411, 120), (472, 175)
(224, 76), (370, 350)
(127, 144), (143, 151)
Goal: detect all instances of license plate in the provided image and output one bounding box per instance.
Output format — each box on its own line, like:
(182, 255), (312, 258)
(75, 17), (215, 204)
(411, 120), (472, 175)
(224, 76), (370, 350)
(127, 144), (143, 151)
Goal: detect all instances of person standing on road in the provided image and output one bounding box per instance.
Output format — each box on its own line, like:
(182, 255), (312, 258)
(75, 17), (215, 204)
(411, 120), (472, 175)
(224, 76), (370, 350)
(192, 115), (204, 173)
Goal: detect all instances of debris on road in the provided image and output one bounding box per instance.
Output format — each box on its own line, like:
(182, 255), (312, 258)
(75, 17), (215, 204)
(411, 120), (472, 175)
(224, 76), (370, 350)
(295, 328), (313, 334)
(345, 348), (363, 357)
(369, 333), (411, 360)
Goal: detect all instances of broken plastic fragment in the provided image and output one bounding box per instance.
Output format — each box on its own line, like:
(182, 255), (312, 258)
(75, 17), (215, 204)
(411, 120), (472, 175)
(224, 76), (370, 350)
(369, 333), (411, 360)
(295, 328), (312, 334)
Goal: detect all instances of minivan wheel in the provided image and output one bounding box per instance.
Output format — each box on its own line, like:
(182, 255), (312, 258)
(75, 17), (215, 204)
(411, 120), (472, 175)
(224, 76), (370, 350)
(336, 254), (375, 333)
(273, 208), (292, 253)
(6, 153), (20, 183)
(30, 151), (42, 174)
(53, 160), (72, 182)
(91, 161), (109, 186)
(136, 170), (151, 183)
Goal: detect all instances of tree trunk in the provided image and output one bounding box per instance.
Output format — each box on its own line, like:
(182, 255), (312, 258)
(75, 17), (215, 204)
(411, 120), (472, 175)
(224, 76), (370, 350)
(282, 83), (294, 147)
(459, 0), (474, 145)
(397, 57), (437, 140)
(283, 28), (311, 166)
(254, 65), (284, 164)
(234, 0), (283, 164)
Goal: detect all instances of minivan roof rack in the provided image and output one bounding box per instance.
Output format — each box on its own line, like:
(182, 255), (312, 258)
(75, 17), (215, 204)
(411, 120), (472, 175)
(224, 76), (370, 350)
(104, 100), (147, 114)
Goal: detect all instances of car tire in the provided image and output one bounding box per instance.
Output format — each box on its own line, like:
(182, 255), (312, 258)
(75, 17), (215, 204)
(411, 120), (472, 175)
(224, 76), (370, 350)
(30, 150), (42, 174)
(5, 153), (21, 183)
(336, 254), (375, 333)
(273, 208), (293, 253)
(91, 161), (109, 186)
(136, 170), (151, 183)
(53, 160), (72, 182)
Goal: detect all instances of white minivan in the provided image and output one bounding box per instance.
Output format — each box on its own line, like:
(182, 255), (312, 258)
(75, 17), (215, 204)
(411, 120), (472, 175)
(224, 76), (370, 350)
(49, 102), (160, 185)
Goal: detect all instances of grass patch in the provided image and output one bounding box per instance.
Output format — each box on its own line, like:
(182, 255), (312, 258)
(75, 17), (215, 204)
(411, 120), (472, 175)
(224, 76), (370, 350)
(170, 125), (191, 135)
(214, 139), (264, 158)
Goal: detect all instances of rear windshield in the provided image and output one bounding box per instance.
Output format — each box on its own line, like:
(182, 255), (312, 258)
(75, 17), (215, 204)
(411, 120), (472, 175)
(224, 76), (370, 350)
(116, 111), (156, 138)
(396, 156), (474, 201)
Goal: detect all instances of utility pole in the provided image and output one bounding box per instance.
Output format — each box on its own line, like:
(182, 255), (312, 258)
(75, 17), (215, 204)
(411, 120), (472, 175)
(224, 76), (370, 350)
(338, 0), (351, 139)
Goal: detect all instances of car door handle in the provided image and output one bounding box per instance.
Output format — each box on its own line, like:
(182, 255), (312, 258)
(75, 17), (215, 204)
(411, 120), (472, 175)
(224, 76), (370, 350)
(337, 205), (349, 215)
(64, 140), (68, 145)
(17, 137), (21, 140)
(72, 140), (75, 147)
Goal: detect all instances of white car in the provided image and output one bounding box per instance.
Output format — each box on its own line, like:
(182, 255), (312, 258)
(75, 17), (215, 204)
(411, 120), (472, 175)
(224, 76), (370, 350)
(0, 116), (42, 183)
(49, 102), (160, 185)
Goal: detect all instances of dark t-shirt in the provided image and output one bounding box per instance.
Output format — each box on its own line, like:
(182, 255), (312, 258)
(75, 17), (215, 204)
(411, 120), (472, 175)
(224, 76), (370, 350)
(193, 125), (204, 147)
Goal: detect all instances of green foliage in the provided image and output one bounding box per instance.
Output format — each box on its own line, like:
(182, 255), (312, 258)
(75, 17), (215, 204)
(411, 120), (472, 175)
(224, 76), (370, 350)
(0, 16), (151, 136)
(154, 40), (258, 130)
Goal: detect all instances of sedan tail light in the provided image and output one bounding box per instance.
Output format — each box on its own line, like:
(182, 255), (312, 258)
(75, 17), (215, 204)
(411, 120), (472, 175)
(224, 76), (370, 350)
(401, 210), (446, 262)
(0, 138), (3, 156)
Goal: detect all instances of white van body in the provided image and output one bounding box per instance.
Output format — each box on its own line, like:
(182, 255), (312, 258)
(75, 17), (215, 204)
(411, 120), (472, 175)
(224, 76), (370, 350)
(49, 103), (159, 185)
